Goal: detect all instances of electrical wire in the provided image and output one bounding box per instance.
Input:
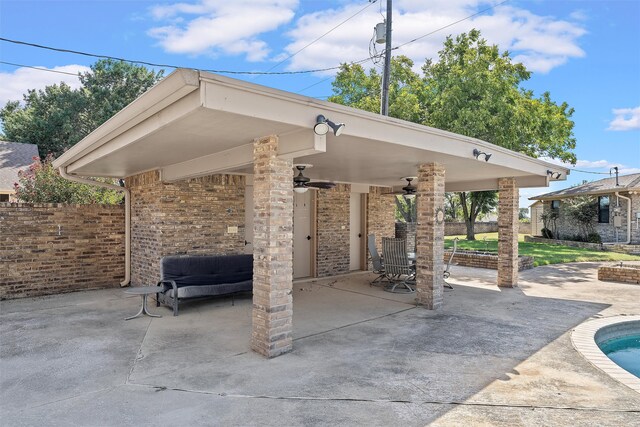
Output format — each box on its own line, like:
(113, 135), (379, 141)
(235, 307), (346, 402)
(0, 60), (80, 76)
(262, 0), (377, 74)
(0, 36), (369, 75)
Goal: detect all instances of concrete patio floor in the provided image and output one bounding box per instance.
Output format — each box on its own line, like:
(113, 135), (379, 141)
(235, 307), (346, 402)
(1, 262), (639, 426)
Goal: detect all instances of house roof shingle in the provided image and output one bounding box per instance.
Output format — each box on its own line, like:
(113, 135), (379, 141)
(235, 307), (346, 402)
(0, 141), (39, 192)
(529, 173), (640, 200)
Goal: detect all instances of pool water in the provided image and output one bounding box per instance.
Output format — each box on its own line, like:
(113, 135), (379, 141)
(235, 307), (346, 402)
(599, 334), (640, 378)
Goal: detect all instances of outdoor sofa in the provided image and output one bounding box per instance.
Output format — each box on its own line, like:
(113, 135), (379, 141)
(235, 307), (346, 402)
(156, 254), (253, 316)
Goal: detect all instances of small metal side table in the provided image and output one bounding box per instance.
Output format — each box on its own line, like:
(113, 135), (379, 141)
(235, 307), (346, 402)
(123, 286), (163, 320)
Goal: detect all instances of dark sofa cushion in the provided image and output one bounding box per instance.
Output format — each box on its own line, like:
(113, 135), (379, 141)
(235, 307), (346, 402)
(161, 254), (253, 285)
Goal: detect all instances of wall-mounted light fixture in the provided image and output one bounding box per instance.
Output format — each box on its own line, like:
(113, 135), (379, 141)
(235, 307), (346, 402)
(473, 149), (492, 162)
(314, 115), (345, 136)
(547, 170), (562, 179)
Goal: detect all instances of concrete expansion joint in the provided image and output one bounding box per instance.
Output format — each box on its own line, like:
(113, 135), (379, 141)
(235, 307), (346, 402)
(123, 383), (640, 413)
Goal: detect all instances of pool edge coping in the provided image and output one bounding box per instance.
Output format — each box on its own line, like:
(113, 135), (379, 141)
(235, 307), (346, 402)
(571, 315), (640, 394)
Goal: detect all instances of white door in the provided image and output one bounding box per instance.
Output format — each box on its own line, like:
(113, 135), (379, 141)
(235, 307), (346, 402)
(350, 193), (362, 271)
(244, 185), (254, 255)
(293, 191), (312, 278)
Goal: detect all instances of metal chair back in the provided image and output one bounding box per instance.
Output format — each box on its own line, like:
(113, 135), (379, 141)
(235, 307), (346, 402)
(382, 237), (413, 277)
(368, 234), (384, 272)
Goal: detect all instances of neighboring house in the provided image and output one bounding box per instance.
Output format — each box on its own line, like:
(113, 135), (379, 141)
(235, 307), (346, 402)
(530, 173), (640, 244)
(0, 141), (39, 202)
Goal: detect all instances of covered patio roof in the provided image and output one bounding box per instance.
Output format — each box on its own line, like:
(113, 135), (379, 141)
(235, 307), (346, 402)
(53, 69), (569, 191)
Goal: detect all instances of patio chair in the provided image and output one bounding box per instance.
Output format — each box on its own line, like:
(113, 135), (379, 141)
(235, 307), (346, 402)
(442, 237), (458, 290)
(382, 237), (415, 294)
(367, 234), (388, 286)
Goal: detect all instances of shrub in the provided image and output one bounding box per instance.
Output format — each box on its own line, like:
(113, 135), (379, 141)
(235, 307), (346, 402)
(586, 233), (602, 244)
(541, 228), (554, 239)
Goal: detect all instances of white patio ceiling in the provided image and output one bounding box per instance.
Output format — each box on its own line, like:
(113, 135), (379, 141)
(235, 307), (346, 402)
(53, 69), (569, 192)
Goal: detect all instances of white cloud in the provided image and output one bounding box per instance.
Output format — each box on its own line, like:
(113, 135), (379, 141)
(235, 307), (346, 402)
(607, 107), (640, 131)
(0, 65), (90, 107)
(283, 1), (586, 75)
(148, 0), (298, 61)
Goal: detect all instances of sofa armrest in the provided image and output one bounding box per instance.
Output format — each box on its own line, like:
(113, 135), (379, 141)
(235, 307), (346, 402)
(157, 279), (179, 316)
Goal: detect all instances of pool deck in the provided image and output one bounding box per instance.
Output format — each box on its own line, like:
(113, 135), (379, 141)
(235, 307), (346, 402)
(1, 262), (640, 426)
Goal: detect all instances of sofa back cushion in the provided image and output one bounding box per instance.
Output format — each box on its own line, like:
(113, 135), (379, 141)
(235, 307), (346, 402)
(161, 254), (253, 286)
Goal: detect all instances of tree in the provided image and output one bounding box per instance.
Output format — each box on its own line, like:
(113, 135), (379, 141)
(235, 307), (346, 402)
(459, 191), (498, 240)
(444, 193), (462, 221)
(13, 155), (123, 204)
(395, 196), (417, 223)
(1, 60), (164, 158)
(519, 208), (530, 220)
(329, 30), (576, 239)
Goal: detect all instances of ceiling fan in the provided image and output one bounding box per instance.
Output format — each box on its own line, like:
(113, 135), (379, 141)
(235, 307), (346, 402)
(293, 164), (336, 193)
(384, 177), (418, 198)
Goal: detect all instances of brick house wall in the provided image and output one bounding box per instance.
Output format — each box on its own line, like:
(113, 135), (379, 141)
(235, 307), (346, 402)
(316, 183), (351, 277)
(125, 171), (246, 286)
(367, 187), (396, 249)
(542, 193), (639, 244)
(0, 203), (125, 299)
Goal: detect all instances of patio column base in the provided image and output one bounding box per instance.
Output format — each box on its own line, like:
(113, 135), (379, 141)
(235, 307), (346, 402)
(415, 163), (445, 309)
(498, 177), (519, 288)
(250, 135), (294, 358)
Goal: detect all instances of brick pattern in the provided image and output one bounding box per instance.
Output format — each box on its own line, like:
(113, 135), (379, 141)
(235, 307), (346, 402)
(498, 178), (519, 287)
(250, 135), (294, 358)
(367, 187), (396, 260)
(415, 163), (445, 309)
(541, 193), (640, 244)
(316, 183), (351, 277)
(598, 265), (640, 285)
(443, 250), (534, 271)
(0, 203), (125, 299)
(125, 171), (246, 286)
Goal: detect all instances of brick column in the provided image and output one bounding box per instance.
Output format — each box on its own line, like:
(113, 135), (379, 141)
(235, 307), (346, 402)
(251, 135), (294, 358)
(415, 163), (445, 309)
(498, 177), (519, 287)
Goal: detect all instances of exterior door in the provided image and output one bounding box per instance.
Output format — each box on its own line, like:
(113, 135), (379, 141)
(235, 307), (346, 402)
(350, 193), (362, 270)
(244, 185), (254, 255)
(293, 191), (312, 279)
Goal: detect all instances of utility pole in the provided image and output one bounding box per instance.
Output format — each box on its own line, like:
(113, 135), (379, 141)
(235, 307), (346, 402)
(380, 0), (392, 116)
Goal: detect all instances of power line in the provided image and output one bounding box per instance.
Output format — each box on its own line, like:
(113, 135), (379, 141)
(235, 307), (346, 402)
(0, 36), (367, 75)
(0, 61), (80, 76)
(262, 0), (377, 74)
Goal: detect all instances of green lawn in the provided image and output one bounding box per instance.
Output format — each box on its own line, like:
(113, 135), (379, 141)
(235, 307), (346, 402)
(444, 232), (640, 267)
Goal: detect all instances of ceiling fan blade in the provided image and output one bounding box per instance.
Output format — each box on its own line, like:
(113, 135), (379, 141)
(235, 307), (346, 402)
(307, 181), (336, 189)
(382, 190), (405, 196)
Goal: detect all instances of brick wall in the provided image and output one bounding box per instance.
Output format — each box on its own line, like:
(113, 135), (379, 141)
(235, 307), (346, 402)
(367, 187), (396, 256)
(125, 171), (246, 286)
(0, 203), (125, 299)
(444, 250), (534, 271)
(316, 183), (351, 277)
(598, 265), (640, 285)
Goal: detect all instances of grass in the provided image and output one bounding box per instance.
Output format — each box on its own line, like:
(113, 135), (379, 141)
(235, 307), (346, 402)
(444, 232), (640, 267)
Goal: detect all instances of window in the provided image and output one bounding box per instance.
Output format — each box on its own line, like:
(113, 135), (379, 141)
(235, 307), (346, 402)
(598, 196), (610, 223)
(551, 200), (560, 210)
(0, 194), (9, 202)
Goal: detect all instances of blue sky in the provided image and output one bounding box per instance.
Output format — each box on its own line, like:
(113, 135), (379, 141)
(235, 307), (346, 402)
(1, 0), (638, 207)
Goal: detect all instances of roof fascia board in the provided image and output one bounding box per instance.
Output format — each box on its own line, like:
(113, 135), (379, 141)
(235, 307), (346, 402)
(53, 69), (200, 169)
(200, 72), (569, 178)
(160, 130), (326, 182)
(66, 91), (202, 174)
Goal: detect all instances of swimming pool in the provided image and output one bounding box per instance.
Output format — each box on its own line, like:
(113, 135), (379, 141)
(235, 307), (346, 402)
(572, 316), (640, 393)
(598, 333), (640, 378)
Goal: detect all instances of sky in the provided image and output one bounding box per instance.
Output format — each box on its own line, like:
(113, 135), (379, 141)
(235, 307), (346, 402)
(0, 0), (639, 208)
